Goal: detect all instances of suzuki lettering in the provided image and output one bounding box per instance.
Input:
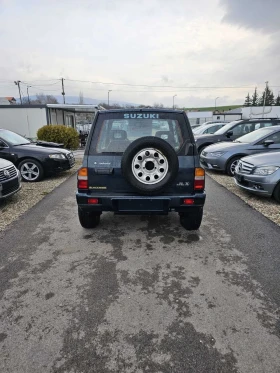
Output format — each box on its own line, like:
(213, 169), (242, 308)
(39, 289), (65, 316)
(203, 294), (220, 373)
(124, 113), (160, 119)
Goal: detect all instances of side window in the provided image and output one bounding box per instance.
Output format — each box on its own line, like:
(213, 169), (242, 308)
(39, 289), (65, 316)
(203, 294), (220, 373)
(232, 123), (249, 136)
(254, 122), (272, 130)
(204, 125), (217, 134)
(264, 132), (280, 144)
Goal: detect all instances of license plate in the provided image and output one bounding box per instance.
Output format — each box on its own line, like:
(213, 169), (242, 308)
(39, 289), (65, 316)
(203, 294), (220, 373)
(117, 199), (168, 212)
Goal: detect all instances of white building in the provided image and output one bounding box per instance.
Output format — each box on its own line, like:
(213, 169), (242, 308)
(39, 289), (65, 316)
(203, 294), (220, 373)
(0, 104), (104, 139)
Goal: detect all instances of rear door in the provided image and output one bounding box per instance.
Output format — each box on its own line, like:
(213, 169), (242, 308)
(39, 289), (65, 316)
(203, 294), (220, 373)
(86, 111), (196, 195)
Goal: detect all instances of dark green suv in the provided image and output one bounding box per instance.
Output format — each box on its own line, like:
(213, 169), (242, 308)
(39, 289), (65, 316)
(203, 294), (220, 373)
(76, 109), (206, 230)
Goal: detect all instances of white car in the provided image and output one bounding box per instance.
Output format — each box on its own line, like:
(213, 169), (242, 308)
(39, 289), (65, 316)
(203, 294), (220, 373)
(0, 158), (21, 200)
(193, 122), (227, 135)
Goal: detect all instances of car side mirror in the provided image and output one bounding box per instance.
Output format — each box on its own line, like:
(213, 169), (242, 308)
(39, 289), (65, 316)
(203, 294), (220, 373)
(263, 139), (274, 147)
(226, 130), (233, 138)
(0, 141), (6, 149)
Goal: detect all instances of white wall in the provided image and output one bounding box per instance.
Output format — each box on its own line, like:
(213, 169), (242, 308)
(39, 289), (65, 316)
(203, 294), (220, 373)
(0, 107), (47, 139)
(212, 114), (242, 121)
(242, 106), (280, 119)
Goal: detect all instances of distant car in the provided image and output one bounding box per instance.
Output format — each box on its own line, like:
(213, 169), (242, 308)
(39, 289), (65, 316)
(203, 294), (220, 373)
(190, 120), (228, 129)
(193, 122), (227, 135)
(200, 126), (280, 176)
(195, 118), (280, 154)
(0, 158), (21, 200)
(0, 129), (75, 182)
(200, 120), (230, 126)
(234, 152), (280, 203)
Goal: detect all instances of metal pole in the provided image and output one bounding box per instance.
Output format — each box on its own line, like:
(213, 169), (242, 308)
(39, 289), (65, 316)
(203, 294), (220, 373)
(173, 94), (177, 109)
(215, 97), (219, 109)
(27, 86), (30, 104)
(61, 78), (66, 104)
(108, 90), (112, 107)
(262, 81), (268, 117)
(14, 81), (22, 104)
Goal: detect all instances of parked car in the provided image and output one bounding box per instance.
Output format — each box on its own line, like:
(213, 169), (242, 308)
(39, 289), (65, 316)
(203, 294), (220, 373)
(199, 120), (230, 126)
(192, 122), (227, 135)
(200, 126), (280, 176)
(0, 129), (75, 182)
(234, 152), (280, 203)
(195, 118), (280, 154)
(76, 109), (206, 230)
(0, 158), (21, 200)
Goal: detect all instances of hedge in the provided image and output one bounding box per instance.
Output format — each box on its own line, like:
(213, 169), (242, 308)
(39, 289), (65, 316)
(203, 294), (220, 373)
(37, 125), (79, 150)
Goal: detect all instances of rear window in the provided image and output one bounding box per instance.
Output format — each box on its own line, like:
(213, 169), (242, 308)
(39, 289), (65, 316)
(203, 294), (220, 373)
(91, 112), (187, 154)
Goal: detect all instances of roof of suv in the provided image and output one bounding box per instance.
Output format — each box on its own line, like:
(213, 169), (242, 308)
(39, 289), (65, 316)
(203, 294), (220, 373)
(98, 108), (185, 114)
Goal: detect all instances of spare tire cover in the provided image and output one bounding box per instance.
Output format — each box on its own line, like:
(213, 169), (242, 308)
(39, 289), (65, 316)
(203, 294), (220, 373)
(121, 136), (179, 195)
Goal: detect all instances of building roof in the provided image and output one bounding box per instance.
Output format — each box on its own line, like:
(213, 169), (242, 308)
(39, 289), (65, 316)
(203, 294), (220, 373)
(46, 104), (106, 112)
(0, 97), (16, 105)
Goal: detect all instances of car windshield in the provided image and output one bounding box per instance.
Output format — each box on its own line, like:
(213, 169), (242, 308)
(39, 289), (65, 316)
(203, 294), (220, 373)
(0, 129), (31, 145)
(234, 127), (279, 143)
(92, 112), (186, 154)
(214, 121), (242, 135)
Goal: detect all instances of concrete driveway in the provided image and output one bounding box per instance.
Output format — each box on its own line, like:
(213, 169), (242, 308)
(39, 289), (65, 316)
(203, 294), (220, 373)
(0, 176), (280, 373)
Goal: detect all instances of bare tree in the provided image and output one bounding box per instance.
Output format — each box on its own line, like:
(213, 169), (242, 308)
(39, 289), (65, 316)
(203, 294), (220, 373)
(153, 102), (164, 108)
(21, 94), (58, 104)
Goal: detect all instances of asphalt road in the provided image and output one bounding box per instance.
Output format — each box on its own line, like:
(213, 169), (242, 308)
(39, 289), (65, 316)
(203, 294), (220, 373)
(0, 175), (280, 373)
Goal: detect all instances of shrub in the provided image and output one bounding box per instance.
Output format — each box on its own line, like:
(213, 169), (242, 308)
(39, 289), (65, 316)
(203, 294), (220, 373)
(37, 125), (79, 150)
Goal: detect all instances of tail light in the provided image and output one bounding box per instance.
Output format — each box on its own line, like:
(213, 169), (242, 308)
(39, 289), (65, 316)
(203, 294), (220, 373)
(183, 198), (195, 205)
(78, 167), (88, 189)
(194, 168), (205, 191)
(88, 198), (99, 204)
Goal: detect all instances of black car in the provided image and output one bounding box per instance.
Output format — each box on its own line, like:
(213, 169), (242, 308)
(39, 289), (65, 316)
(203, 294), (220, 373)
(195, 118), (280, 154)
(0, 158), (21, 200)
(0, 129), (75, 182)
(76, 109), (206, 231)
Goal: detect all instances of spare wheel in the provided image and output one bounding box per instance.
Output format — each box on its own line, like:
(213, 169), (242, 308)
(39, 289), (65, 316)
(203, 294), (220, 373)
(121, 136), (179, 195)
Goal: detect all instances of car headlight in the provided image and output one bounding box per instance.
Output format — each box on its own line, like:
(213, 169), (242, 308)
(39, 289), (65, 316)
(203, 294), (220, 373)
(207, 151), (225, 158)
(49, 153), (66, 159)
(253, 166), (279, 175)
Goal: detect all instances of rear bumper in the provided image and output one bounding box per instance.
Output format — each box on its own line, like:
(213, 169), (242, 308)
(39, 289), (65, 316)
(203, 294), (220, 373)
(76, 192), (206, 215)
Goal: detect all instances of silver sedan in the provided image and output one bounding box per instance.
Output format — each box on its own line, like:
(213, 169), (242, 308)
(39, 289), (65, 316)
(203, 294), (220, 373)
(234, 152), (280, 203)
(200, 126), (280, 176)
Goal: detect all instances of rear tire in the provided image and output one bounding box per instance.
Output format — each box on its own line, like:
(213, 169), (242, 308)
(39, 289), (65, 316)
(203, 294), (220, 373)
(226, 156), (240, 176)
(273, 183), (280, 203)
(78, 208), (101, 228)
(179, 208), (203, 230)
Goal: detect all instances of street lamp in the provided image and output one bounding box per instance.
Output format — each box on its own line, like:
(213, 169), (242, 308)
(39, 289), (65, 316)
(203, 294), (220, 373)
(27, 85), (32, 104)
(108, 90), (112, 107)
(215, 97), (219, 110)
(173, 94), (177, 109)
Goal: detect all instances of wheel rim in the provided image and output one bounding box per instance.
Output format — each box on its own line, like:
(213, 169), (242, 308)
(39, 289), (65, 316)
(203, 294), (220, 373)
(20, 162), (40, 181)
(132, 147), (168, 185)
(230, 160), (239, 175)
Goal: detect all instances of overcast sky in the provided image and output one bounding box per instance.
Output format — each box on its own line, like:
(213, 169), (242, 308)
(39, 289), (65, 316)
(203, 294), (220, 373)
(0, 0), (279, 107)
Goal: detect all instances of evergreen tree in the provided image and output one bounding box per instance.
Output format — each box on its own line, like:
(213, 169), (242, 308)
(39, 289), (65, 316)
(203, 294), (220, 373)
(244, 93), (252, 106)
(251, 87), (258, 106)
(275, 94), (280, 106)
(258, 84), (275, 106)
